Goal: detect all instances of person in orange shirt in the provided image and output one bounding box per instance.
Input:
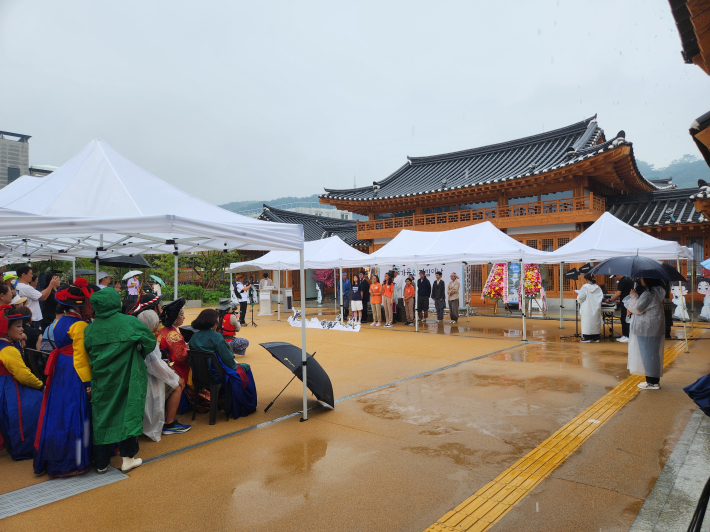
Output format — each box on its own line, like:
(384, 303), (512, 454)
(382, 272), (395, 328)
(403, 277), (415, 326)
(369, 274), (382, 327)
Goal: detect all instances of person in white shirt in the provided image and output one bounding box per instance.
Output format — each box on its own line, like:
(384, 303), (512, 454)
(234, 275), (249, 324)
(127, 275), (140, 304)
(15, 265), (60, 328)
(393, 268), (405, 324)
(152, 282), (162, 297)
(97, 271), (112, 290)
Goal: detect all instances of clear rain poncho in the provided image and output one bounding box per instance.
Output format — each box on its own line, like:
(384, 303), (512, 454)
(624, 285), (666, 379)
(144, 343), (180, 441)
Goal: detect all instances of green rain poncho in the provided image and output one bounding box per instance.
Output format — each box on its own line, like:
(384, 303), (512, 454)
(84, 288), (157, 445)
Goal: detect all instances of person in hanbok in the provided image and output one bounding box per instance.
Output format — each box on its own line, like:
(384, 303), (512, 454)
(0, 305), (44, 460)
(624, 278), (666, 390)
(33, 280), (93, 477)
(670, 281), (690, 322)
(136, 310), (189, 440)
(697, 278), (710, 322)
(84, 287), (157, 473)
(189, 309), (257, 419)
(577, 273), (603, 343)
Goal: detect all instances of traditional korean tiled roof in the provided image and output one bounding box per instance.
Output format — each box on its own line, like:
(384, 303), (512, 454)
(607, 187), (707, 227)
(321, 116), (656, 203)
(258, 205), (368, 247)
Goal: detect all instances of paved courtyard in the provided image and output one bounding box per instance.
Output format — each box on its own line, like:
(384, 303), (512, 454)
(1, 310), (708, 531)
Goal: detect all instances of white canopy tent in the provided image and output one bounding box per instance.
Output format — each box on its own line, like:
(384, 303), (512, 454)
(230, 235), (370, 322)
(0, 140), (315, 419)
(354, 222), (541, 338)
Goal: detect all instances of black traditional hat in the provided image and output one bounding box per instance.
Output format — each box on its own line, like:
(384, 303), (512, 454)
(216, 298), (234, 311)
(159, 297), (186, 327)
(55, 278), (94, 307)
(130, 293), (166, 316)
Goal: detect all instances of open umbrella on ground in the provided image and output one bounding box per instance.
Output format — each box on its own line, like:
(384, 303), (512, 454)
(122, 270), (144, 280)
(260, 342), (334, 411)
(588, 256), (686, 281)
(150, 275), (165, 287)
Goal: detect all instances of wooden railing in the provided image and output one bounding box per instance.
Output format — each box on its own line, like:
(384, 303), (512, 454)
(357, 194), (605, 235)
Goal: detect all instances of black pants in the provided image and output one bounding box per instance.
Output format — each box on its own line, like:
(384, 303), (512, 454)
(361, 299), (369, 323)
(342, 300), (349, 319)
(94, 436), (139, 470)
(619, 302), (629, 337)
(646, 376), (660, 385)
(582, 334), (601, 342)
(239, 301), (247, 323)
(31, 320), (42, 330)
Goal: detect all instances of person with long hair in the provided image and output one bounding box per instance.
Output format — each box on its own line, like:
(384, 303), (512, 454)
(578, 273), (603, 343)
(34, 280), (94, 478)
(189, 309), (257, 419)
(0, 305), (44, 460)
(382, 272), (395, 328)
(350, 275), (363, 323)
(369, 274), (382, 326)
(625, 277), (666, 390)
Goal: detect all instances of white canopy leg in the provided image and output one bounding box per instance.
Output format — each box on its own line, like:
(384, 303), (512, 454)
(415, 265), (420, 331)
(300, 250), (308, 421)
(690, 259), (694, 334)
(521, 260), (527, 341)
(277, 270), (281, 321)
(678, 257), (689, 353)
(333, 268), (336, 320)
(339, 266), (343, 324)
(559, 264), (564, 329)
(174, 252), (179, 300)
(72, 257), (76, 282)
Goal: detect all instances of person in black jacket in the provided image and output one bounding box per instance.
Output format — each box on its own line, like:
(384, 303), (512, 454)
(431, 271), (446, 322)
(359, 271), (370, 324)
(417, 270), (432, 322)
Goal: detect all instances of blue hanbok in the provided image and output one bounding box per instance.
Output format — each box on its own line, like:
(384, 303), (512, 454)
(0, 340), (43, 460)
(215, 356), (257, 419)
(33, 313), (93, 477)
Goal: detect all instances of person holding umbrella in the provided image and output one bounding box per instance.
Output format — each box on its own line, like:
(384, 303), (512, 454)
(625, 278), (666, 390)
(125, 272), (141, 306)
(577, 273), (603, 343)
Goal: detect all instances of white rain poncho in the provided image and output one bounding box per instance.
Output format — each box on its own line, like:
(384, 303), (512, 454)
(624, 286), (666, 379)
(143, 344), (180, 441)
(577, 283), (603, 335)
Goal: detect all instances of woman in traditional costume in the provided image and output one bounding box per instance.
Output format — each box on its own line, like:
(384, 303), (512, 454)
(189, 309), (257, 419)
(34, 280), (93, 477)
(0, 305), (44, 460)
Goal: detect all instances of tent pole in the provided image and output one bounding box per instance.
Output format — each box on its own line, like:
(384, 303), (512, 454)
(299, 250), (308, 422)
(415, 264), (418, 332)
(339, 266), (343, 324)
(174, 252), (179, 301)
(72, 257), (76, 282)
(277, 270), (281, 321)
(677, 257), (689, 353)
(559, 263), (564, 329)
(333, 269), (336, 320)
(690, 259), (695, 335)
(521, 260), (527, 341)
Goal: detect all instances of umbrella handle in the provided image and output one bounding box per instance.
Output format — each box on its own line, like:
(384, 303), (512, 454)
(264, 374), (298, 412)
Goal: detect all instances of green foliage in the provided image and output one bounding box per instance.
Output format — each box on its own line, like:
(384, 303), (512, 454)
(637, 155), (710, 189)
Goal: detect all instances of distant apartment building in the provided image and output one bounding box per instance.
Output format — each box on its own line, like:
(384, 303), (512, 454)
(0, 131), (31, 189)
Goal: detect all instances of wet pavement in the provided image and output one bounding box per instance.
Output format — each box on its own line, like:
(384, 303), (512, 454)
(1, 312), (707, 531)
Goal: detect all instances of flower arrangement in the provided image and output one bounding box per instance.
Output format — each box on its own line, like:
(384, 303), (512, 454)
(523, 264), (542, 297)
(482, 263), (508, 302)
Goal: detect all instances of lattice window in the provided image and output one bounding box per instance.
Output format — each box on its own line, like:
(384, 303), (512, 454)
(557, 237), (570, 248)
(686, 236), (704, 278)
(541, 265), (555, 292)
(467, 265), (483, 292)
(605, 276), (616, 294)
(526, 240), (538, 250)
(542, 238), (554, 252)
(563, 263), (571, 292)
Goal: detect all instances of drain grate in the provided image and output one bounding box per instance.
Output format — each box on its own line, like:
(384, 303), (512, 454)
(0, 466), (126, 519)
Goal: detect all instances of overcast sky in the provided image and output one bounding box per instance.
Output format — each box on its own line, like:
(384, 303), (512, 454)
(1, 0), (708, 205)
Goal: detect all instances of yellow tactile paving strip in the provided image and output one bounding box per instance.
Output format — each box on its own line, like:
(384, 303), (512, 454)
(425, 333), (702, 532)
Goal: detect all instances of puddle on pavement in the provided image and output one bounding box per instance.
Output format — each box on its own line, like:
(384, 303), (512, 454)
(464, 373), (583, 394)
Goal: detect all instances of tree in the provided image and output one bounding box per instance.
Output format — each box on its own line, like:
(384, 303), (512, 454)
(312, 269), (335, 289)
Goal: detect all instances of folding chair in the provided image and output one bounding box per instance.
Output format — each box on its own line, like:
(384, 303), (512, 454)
(188, 350), (227, 425)
(24, 349), (50, 384)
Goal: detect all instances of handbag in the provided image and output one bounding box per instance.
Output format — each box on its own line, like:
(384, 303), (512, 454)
(684, 373), (710, 417)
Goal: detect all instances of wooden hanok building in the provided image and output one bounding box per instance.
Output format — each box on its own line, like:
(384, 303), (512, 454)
(318, 116), (680, 302)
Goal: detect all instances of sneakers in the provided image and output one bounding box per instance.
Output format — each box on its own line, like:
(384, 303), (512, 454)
(617, 336), (629, 343)
(121, 457), (143, 472)
(97, 466), (109, 474)
(370, 322), (376, 326)
(580, 339), (591, 343)
(637, 382), (661, 390)
(375, 322), (381, 327)
(385, 323), (393, 328)
(162, 421), (192, 435)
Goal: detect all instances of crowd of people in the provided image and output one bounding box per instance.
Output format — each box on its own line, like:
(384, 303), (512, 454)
(0, 266), (256, 476)
(334, 269), (462, 327)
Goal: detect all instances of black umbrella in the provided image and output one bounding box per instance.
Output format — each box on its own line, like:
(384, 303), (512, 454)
(91, 255), (152, 268)
(260, 342), (334, 410)
(588, 256), (686, 281)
